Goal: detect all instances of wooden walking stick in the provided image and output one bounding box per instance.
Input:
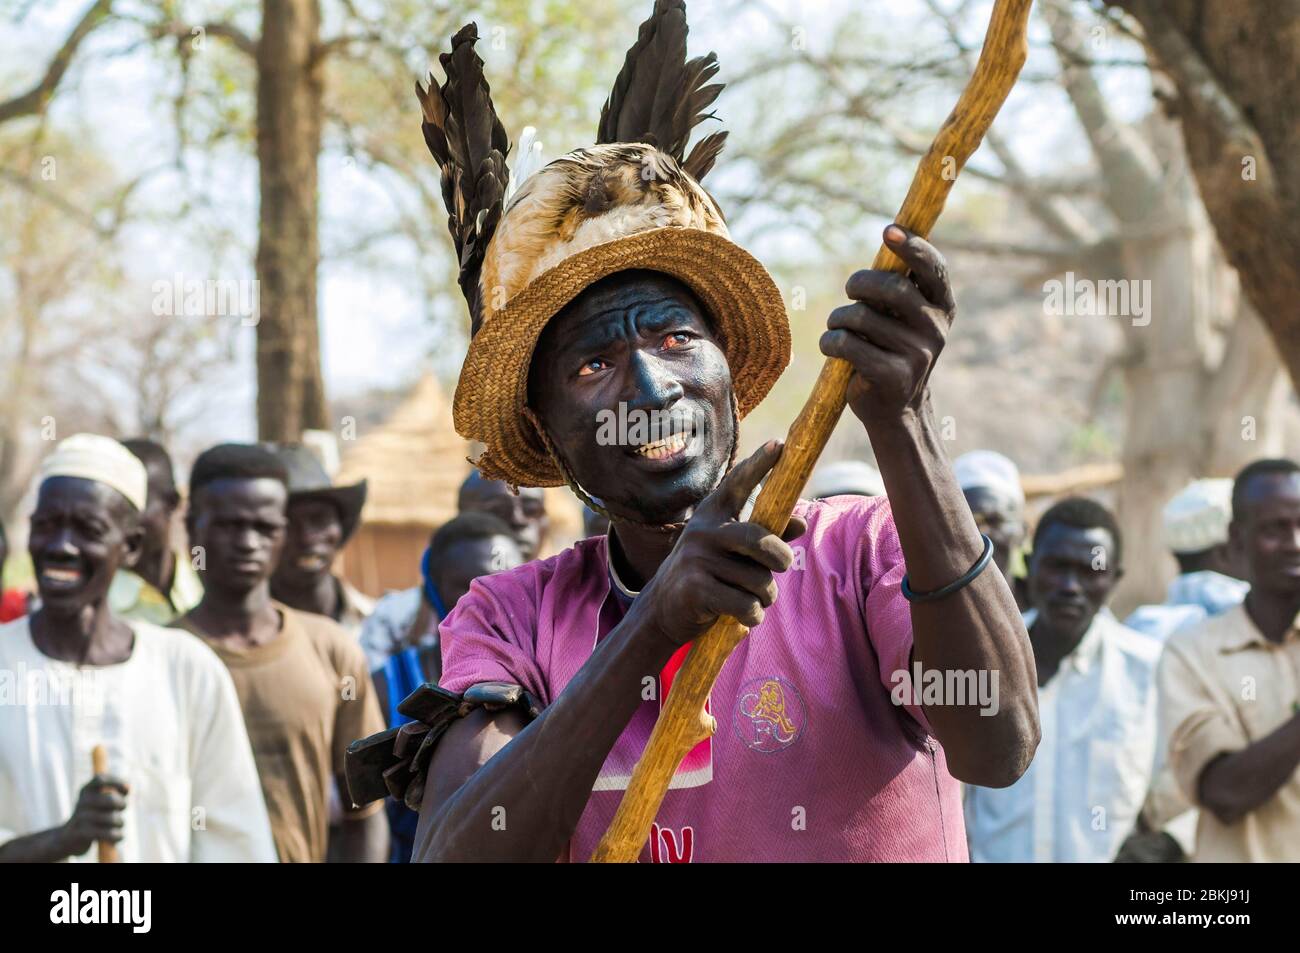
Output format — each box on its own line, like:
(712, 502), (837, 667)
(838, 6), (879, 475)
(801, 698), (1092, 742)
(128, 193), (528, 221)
(91, 744), (118, 863)
(592, 0), (1035, 862)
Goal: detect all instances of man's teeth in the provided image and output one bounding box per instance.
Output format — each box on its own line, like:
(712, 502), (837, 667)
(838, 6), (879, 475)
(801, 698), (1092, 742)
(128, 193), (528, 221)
(42, 567), (81, 583)
(635, 432), (690, 459)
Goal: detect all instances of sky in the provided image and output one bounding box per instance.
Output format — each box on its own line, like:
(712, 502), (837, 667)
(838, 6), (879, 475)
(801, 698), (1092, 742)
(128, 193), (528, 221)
(3, 0), (1153, 445)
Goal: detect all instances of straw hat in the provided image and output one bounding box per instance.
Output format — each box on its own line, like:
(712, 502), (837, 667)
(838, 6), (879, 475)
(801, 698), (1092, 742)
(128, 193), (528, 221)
(419, 3), (790, 488)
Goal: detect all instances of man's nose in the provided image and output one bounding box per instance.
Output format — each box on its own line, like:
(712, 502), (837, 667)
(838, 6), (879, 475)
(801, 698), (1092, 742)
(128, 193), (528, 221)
(44, 529), (79, 559)
(509, 507), (529, 530)
(624, 350), (684, 412)
(233, 527), (261, 551)
(1057, 568), (1084, 594)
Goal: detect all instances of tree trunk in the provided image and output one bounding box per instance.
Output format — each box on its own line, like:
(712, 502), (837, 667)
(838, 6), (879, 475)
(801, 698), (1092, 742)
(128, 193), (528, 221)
(255, 0), (328, 441)
(1043, 0), (1283, 613)
(1110, 133), (1284, 615)
(1113, 0), (1300, 390)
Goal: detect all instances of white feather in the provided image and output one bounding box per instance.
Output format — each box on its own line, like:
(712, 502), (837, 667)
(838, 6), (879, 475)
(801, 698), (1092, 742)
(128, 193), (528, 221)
(506, 126), (545, 202)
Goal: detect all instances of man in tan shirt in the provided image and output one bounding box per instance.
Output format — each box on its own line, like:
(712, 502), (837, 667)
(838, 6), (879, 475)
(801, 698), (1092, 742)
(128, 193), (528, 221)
(179, 444), (388, 863)
(1158, 458), (1300, 861)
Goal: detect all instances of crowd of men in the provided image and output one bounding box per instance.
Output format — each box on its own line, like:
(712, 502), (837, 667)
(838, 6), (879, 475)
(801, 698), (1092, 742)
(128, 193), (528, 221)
(0, 434), (543, 863)
(0, 431), (1297, 862)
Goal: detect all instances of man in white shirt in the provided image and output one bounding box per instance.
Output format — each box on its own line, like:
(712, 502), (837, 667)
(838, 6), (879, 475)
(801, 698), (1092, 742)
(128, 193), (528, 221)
(965, 497), (1162, 862)
(0, 434), (275, 863)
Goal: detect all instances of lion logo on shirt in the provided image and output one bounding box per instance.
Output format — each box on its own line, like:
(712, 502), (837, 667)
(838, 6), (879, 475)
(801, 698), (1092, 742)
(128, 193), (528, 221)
(733, 676), (804, 753)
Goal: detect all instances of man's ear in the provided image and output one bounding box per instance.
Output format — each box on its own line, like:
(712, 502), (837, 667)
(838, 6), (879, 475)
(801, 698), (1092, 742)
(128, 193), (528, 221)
(184, 491), (201, 541)
(1227, 519), (1244, 559)
(121, 521), (145, 570)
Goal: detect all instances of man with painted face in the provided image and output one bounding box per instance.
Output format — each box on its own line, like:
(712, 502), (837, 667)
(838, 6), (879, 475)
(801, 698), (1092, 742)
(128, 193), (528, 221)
(1157, 459), (1300, 861)
(0, 434), (273, 862)
(178, 444), (388, 863)
(965, 497), (1161, 862)
(380, 4), (1038, 863)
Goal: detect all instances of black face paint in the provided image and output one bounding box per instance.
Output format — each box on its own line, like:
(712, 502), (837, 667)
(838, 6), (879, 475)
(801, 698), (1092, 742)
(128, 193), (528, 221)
(529, 270), (734, 525)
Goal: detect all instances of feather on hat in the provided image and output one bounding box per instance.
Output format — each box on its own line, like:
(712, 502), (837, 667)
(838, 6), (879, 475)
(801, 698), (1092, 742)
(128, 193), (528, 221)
(422, 0), (790, 487)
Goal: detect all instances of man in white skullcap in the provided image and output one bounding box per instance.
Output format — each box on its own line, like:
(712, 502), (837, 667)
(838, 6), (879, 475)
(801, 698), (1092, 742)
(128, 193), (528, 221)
(953, 450), (1027, 605)
(1125, 478), (1248, 641)
(1117, 479), (1253, 862)
(805, 460), (887, 500)
(0, 434), (275, 862)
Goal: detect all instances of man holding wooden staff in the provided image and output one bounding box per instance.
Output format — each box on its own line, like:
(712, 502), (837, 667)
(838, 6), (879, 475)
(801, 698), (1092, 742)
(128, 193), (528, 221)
(380, 0), (1039, 862)
(0, 434), (274, 863)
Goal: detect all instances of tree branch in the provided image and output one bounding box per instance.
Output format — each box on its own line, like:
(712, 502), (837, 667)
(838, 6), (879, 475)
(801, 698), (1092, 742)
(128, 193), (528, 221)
(1041, 0), (1164, 222)
(152, 20), (258, 58)
(0, 0), (115, 124)
(1112, 0), (1276, 196)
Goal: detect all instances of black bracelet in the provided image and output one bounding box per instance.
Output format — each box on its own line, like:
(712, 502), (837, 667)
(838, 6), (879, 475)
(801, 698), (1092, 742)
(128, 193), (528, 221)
(901, 534), (995, 603)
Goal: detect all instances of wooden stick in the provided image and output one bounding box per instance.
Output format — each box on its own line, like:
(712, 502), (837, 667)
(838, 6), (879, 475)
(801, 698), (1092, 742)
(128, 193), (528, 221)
(91, 744), (118, 863)
(591, 0), (1035, 863)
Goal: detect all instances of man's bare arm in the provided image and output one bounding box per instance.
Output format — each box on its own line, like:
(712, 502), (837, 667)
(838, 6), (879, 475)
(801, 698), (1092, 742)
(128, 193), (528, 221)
(822, 225), (1039, 787)
(1197, 713), (1300, 825)
(0, 827), (81, 863)
(0, 775), (127, 863)
(333, 798), (390, 863)
(414, 596), (677, 862)
(871, 404), (1039, 787)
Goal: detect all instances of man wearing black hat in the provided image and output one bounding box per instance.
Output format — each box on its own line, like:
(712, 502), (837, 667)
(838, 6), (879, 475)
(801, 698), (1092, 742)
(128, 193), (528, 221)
(268, 444), (373, 638)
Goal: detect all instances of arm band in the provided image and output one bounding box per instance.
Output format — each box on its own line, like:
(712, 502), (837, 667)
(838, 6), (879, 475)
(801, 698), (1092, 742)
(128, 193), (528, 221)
(900, 534), (995, 603)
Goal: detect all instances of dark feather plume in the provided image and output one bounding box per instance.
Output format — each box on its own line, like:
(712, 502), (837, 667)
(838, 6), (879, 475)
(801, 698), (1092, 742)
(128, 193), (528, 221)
(597, 0), (728, 180)
(416, 23), (511, 334)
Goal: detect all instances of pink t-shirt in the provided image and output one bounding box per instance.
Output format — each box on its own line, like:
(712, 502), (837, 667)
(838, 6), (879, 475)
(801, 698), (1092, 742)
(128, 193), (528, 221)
(438, 494), (968, 862)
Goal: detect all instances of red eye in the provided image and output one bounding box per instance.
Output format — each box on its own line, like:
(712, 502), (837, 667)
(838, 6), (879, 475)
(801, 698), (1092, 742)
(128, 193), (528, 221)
(578, 359), (608, 377)
(663, 332), (692, 349)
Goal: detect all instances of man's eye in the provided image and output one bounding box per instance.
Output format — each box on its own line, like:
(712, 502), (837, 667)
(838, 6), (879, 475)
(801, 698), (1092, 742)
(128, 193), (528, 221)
(578, 359), (608, 377)
(663, 332), (692, 349)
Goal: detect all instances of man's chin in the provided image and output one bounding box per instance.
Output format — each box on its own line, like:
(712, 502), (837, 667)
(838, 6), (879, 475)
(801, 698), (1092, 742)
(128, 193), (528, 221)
(602, 470), (717, 526)
(273, 567), (324, 591)
(37, 589), (104, 618)
(1044, 609), (1093, 641)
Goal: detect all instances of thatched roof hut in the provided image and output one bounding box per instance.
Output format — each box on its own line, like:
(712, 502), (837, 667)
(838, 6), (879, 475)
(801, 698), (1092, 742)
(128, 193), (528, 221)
(336, 375), (580, 596)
